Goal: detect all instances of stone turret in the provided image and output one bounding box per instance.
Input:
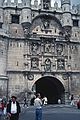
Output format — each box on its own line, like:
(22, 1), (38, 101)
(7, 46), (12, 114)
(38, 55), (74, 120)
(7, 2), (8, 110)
(0, 0), (3, 26)
(21, 0), (31, 24)
(0, 0), (3, 7)
(61, 0), (72, 26)
(61, 0), (72, 27)
(61, 0), (72, 40)
(77, 4), (80, 14)
(0, 1), (8, 77)
(21, 0), (32, 36)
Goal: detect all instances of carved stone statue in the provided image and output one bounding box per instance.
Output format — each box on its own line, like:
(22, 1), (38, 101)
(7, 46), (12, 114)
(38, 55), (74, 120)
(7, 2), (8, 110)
(43, 20), (50, 29)
(32, 43), (38, 54)
(31, 58), (38, 69)
(45, 41), (51, 53)
(45, 58), (51, 71)
(57, 44), (63, 55)
(57, 59), (65, 70)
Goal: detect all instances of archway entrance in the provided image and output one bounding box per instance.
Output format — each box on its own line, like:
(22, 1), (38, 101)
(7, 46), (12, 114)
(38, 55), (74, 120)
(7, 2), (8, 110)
(34, 76), (65, 104)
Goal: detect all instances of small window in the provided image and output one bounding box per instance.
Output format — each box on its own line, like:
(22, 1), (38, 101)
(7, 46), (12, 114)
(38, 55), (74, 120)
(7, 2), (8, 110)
(73, 20), (79, 27)
(32, 13), (35, 17)
(16, 61), (19, 66)
(10, 42), (12, 46)
(67, 19), (69, 23)
(11, 0), (14, 3)
(55, 28), (56, 33)
(11, 15), (19, 24)
(64, 7), (66, 11)
(0, 23), (2, 28)
(17, 42), (19, 47)
(75, 33), (77, 37)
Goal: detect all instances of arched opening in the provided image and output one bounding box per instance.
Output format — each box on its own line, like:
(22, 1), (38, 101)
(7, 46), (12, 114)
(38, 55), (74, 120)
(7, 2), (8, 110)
(33, 76), (65, 104)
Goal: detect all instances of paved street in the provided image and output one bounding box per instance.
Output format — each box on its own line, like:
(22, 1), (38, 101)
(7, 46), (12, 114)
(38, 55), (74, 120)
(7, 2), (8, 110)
(19, 105), (80, 120)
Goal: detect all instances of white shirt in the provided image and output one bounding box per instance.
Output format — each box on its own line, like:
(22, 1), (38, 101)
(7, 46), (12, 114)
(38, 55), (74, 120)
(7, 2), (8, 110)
(34, 98), (42, 109)
(43, 97), (48, 105)
(11, 102), (17, 114)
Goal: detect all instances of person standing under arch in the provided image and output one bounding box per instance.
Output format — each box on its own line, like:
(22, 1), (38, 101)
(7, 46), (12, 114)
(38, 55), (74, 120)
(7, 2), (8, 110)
(34, 93), (42, 120)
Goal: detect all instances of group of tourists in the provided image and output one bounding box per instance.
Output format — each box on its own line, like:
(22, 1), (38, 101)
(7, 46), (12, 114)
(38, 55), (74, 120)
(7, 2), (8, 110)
(0, 93), (80, 120)
(0, 96), (21, 120)
(0, 94), (48, 120)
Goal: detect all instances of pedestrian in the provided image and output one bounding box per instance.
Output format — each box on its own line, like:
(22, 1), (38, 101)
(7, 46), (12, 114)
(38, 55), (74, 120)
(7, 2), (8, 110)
(77, 99), (80, 109)
(70, 94), (74, 106)
(23, 97), (27, 107)
(58, 99), (61, 104)
(34, 93), (42, 120)
(7, 95), (21, 120)
(30, 96), (36, 106)
(0, 99), (4, 120)
(42, 96), (48, 105)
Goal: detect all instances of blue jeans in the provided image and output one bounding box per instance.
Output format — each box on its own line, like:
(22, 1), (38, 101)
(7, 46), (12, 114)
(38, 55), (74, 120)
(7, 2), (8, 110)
(35, 108), (42, 120)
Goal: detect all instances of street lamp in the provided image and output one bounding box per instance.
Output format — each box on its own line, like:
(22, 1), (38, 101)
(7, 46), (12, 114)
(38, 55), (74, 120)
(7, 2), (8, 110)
(6, 77), (9, 101)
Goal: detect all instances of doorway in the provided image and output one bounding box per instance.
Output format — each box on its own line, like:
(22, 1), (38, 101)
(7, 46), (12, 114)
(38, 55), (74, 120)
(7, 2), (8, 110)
(34, 76), (65, 104)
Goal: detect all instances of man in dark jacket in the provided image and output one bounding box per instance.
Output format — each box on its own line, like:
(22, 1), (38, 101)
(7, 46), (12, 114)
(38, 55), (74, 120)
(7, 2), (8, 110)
(7, 96), (21, 120)
(77, 99), (80, 109)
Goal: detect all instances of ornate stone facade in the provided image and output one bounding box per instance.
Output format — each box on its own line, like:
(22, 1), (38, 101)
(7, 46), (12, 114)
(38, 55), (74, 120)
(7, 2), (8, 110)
(0, 0), (80, 103)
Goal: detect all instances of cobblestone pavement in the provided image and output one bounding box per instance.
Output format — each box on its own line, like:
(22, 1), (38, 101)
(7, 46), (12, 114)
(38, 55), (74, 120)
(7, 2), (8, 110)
(19, 104), (80, 120)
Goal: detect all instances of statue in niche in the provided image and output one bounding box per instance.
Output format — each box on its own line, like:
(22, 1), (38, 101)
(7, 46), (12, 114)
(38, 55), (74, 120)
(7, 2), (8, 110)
(57, 44), (63, 55)
(31, 43), (38, 54)
(23, 27), (30, 37)
(64, 26), (72, 41)
(43, 0), (50, 9)
(57, 59), (65, 70)
(43, 19), (50, 29)
(45, 41), (51, 53)
(31, 58), (39, 69)
(45, 58), (51, 71)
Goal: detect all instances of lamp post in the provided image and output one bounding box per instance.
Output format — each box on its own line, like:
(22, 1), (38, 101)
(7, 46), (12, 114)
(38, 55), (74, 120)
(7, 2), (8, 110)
(67, 72), (72, 104)
(6, 77), (9, 102)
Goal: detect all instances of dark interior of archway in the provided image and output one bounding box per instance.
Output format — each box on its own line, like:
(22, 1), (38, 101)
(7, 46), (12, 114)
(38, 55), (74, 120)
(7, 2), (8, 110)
(35, 77), (65, 104)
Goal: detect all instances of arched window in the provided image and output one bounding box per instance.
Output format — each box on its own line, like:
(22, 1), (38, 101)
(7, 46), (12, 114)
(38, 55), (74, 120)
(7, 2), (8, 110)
(18, 0), (22, 3)
(11, 0), (14, 3)
(4, 0), (7, 3)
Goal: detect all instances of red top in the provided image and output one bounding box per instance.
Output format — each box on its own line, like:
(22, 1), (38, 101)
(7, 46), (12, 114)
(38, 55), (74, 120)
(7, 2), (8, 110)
(0, 103), (4, 111)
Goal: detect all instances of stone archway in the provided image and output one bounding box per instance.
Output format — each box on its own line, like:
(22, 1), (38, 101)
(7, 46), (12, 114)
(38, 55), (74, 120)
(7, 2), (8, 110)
(33, 76), (65, 104)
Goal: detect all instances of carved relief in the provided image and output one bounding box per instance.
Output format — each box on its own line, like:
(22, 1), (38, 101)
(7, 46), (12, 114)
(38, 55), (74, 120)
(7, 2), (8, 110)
(44, 41), (51, 53)
(31, 58), (39, 69)
(43, 19), (50, 29)
(64, 26), (72, 41)
(57, 44), (63, 56)
(31, 42), (38, 54)
(27, 73), (34, 80)
(44, 58), (51, 71)
(57, 59), (65, 70)
(43, 0), (50, 9)
(31, 15), (63, 36)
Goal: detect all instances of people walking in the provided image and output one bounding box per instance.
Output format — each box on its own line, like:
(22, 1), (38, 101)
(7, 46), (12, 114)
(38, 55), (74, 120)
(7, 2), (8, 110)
(34, 93), (42, 120)
(7, 95), (21, 120)
(58, 99), (61, 104)
(77, 98), (80, 109)
(70, 94), (74, 106)
(0, 99), (4, 120)
(42, 96), (48, 105)
(23, 97), (27, 107)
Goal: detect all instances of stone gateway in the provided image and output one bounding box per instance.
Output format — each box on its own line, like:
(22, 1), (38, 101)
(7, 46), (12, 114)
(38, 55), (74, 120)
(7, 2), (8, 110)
(0, 0), (80, 104)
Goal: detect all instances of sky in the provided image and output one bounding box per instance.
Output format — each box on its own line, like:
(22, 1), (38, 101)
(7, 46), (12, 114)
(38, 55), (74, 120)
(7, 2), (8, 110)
(31, 0), (80, 7)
